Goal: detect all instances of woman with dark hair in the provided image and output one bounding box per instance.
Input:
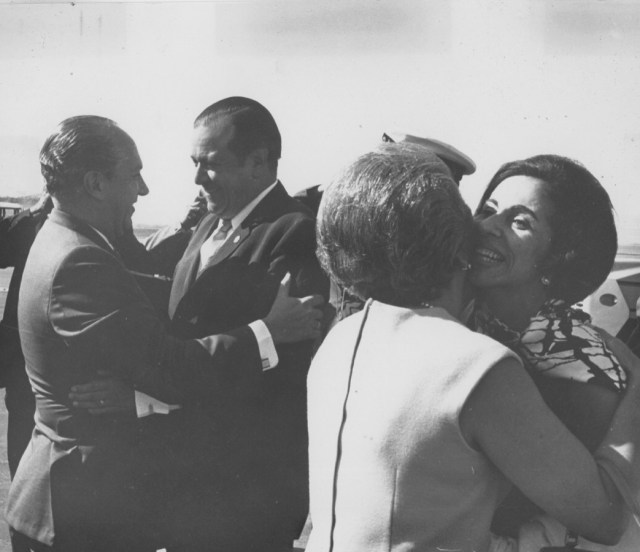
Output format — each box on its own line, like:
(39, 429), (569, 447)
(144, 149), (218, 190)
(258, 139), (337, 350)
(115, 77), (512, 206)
(470, 154), (640, 550)
(306, 143), (640, 552)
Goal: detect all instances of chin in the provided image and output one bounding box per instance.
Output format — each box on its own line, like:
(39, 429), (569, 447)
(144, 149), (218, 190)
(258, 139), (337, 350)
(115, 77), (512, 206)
(206, 202), (222, 216)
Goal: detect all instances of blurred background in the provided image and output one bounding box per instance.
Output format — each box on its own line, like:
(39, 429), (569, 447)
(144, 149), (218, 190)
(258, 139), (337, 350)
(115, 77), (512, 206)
(0, 0), (639, 246)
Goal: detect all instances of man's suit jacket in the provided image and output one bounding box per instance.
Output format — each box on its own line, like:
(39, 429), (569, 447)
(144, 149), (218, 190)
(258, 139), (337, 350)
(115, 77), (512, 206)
(7, 209), (262, 548)
(161, 182), (328, 550)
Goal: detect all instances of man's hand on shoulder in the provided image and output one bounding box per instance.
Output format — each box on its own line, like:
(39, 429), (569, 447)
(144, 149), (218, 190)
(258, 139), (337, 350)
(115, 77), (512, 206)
(264, 273), (324, 344)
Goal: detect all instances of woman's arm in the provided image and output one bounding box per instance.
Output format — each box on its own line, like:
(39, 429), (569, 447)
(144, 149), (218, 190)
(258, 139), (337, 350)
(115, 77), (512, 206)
(536, 376), (619, 452)
(490, 377), (621, 536)
(461, 357), (640, 544)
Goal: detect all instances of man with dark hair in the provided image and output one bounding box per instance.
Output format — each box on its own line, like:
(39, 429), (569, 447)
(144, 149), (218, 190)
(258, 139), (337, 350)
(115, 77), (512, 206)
(165, 96), (328, 551)
(123, 96), (327, 550)
(7, 115), (323, 552)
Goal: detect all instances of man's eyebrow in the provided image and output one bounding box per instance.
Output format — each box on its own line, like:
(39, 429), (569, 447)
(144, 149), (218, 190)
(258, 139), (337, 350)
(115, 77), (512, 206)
(190, 153), (211, 163)
(191, 151), (221, 161)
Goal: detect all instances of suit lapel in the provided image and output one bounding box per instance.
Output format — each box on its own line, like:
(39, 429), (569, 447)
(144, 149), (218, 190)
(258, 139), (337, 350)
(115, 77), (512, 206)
(199, 223), (249, 272)
(169, 215), (217, 317)
(170, 182), (297, 319)
(197, 182), (292, 273)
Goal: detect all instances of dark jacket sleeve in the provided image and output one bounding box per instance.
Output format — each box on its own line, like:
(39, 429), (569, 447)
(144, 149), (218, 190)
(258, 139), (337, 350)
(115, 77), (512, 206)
(115, 226), (192, 277)
(265, 215), (329, 300)
(0, 210), (39, 269)
(49, 246), (261, 404)
(253, 214), (329, 367)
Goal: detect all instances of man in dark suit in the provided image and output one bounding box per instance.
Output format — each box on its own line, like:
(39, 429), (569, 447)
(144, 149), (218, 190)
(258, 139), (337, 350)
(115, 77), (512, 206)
(7, 115), (323, 552)
(159, 97), (328, 551)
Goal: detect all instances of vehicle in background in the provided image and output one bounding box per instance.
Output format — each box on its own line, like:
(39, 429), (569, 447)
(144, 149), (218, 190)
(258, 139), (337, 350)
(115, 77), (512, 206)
(0, 202), (22, 219)
(580, 248), (640, 355)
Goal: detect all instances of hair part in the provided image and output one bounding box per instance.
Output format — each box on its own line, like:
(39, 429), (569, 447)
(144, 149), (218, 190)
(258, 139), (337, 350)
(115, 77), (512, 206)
(194, 97), (281, 171)
(477, 154), (617, 304)
(40, 115), (127, 196)
(317, 143), (473, 307)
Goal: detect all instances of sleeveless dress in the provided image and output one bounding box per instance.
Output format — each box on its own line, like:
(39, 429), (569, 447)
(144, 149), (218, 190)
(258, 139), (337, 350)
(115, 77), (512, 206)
(307, 300), (519, 552)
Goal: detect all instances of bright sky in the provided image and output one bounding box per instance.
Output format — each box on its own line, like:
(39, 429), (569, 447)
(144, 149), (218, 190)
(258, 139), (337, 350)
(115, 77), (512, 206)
(1, 0), (639, 244)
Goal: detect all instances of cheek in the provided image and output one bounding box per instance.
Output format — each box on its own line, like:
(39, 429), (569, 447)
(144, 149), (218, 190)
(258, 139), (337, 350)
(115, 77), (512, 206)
(515, 240), (549, 273)
(205, 170), (234, 190)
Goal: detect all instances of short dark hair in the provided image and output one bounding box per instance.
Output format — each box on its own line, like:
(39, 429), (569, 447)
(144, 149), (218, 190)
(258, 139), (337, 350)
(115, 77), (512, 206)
(317, 143), (473, 307)
(194, 97), (281, 171)
(477, 154), (617, 304)
(40, 115), (125, 195)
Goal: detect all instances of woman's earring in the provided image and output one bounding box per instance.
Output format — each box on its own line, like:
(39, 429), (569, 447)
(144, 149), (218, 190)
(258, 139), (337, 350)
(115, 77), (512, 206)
(541, 275), (551, 287)
(461, 262), (472, 272)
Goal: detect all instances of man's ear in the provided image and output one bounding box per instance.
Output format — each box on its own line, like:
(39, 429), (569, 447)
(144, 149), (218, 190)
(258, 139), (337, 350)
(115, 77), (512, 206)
(82, 171), (108, 200)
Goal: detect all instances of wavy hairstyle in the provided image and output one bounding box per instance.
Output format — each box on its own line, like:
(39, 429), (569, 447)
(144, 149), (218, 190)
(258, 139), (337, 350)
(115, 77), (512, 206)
(476, 154), (617, 304)
(317, 143), (473, 307)
(39, 115), (125, 195)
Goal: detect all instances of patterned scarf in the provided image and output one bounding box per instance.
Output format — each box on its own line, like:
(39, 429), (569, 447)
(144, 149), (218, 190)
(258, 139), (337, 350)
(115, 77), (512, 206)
(471, 299), (626, 393)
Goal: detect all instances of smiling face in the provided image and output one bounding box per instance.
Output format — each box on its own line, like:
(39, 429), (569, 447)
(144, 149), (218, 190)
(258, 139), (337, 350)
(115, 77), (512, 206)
(190, 118), (266, 220)
(470, 175), (554, 297)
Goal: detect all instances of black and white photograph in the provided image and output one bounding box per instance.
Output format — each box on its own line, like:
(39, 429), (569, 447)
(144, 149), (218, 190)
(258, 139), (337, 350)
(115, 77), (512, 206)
(1, 1), (640, 551)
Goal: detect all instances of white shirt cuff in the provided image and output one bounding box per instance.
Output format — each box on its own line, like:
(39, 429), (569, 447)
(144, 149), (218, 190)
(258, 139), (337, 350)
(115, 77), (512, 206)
(135, 390), (181, 418)
(248, 319), (279, 371)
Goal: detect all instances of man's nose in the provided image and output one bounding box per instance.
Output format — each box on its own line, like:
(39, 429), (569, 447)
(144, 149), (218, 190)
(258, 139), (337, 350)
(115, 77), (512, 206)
(194, 164), (209, 186)
(138, 177), (149, 197)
